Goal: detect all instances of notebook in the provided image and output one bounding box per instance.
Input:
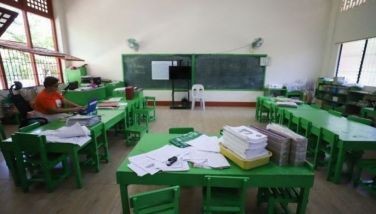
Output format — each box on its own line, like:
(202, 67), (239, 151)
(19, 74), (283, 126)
(79, 100), (98, 115)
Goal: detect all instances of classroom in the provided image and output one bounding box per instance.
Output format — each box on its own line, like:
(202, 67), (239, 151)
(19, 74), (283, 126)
(0, 0), (376, 213)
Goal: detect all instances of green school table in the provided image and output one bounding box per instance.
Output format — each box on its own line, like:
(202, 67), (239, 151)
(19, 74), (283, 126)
(0, 120), (94, 188)
(116, 133), (314, 214)
(64, 86), (107, 106)
(283, 105), (376, 183)
(1, 108), (126, 188)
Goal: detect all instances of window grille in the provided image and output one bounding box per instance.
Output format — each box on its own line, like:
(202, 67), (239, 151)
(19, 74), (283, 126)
(340, 0), (367, 12)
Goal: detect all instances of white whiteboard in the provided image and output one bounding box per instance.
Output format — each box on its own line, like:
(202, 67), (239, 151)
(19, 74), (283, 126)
(151, 61), (177, 80)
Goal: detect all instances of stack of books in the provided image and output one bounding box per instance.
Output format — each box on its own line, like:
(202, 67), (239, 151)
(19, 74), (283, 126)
(222, 125), (268, 160)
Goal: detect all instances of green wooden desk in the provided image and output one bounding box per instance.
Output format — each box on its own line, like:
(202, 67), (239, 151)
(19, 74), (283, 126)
(116, 133), (314, 214)
(0, 120), (94, 188)
(283, 105), (376, 183)
(64, 86), (107, 106)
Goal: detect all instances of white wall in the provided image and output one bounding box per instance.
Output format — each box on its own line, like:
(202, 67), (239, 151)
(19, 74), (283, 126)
(321, 0), (376, 77)
(55, 0), (331, 102)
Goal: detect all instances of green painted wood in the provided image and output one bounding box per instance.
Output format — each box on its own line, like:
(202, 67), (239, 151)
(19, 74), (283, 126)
(130, 186), (180, 214)
(278, 103), (376, 183)
(116, 133), (314, 214)
(64, 86), (107, 106)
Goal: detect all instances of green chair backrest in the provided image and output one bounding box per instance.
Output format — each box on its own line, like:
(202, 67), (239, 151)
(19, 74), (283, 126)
(328, 109), (342, 117)
(204, 176), (249, 213)
(12, 133), (49, 163)
(90, 122), (104, 138)
(348, 115), (373, 126)
(298, 117), (311, 137)
(169, 127), (194, 134)
(18, 122), (40, 133)
(320, 128), (338, 144)
(130, 186), (180, 214)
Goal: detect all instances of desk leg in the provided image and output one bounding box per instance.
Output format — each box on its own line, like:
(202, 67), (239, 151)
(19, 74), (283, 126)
(297, 187), (310, 214)
(71, 148), (83, 188)
(333, 142), (345, 184)
(123, 117), (127, 144)
(120, 184), (130, 214)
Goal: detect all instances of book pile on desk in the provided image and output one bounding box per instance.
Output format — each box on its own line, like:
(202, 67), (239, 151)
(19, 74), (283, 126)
(266, 123), (307, 166)
(250, 126), (291, 166)
(222, 125), (268, 160)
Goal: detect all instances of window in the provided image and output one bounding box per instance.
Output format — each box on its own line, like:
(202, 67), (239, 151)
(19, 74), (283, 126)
(0, 0), (61, 89)
(340, 0), (367, 12)
(336, 37), (376, 87)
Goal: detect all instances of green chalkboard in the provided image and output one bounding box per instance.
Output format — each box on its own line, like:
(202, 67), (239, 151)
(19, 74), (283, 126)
(123, 54), (192, 89)
(194, 54), (265, 90)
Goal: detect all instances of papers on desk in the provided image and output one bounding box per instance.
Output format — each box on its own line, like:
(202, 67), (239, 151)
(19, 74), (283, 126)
(128, 138), (230, 177)
(275, 101), (298, 108)
(39, 123), (91, 146)
(98, 101), (119, 108)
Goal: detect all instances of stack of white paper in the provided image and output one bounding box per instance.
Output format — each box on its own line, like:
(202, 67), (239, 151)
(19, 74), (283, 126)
(39, 123), (91, 146)
(222, 125), (268, 160)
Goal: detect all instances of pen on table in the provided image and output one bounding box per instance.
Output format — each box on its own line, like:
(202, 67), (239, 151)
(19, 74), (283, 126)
(166, 156), (178, 166)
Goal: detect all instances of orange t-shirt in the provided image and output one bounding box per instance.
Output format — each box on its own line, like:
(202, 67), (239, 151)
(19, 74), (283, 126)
(33, 90), (63, 114)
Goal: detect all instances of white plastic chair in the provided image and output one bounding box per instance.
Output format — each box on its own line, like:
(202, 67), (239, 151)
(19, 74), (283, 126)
(191, 84), (205, 111)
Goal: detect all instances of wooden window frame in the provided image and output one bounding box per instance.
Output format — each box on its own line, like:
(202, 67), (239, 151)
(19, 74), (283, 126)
(0, 0), (63, 89)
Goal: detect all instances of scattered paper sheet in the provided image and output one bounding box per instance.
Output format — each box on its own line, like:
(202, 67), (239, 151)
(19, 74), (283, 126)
(108, 97), (122, 102)
(39, 123), (91, 146)
(186, 135), (220, 152)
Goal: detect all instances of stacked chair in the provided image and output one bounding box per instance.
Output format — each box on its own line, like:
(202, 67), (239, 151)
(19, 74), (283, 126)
(130, 186), (180, 214)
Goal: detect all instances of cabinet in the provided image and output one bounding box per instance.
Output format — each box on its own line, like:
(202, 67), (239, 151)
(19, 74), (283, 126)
(314, 78), (376, 115)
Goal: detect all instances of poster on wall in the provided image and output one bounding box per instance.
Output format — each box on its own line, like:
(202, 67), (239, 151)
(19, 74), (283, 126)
(151, 61), (177, 80)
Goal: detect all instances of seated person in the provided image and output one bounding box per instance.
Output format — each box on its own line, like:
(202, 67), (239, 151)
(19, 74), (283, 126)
(32, 76), (84, 121)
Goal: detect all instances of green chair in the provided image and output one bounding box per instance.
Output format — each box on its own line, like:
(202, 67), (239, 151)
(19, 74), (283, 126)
(297, 117), (311, 138)
(353, 159), (376, 195)
(12, 132), (70, 192)
(125, 109), (149, 145)
(260, 97), (273, 122)
(314, 128), (338, 180)
(348, 115), (373, 126)
(130, 186), (180, 214)
(142, 96), (157, 122)
(257, 187), (300, 214)
(203, 176), (249, 214)
(328, 109), (342, 117)
(79, 122), (108, 172)
(18, 122), (40, 133)
(280, 109), (293, 128)
(256, 96), (263, 121)
(169, 127), (194, 134)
